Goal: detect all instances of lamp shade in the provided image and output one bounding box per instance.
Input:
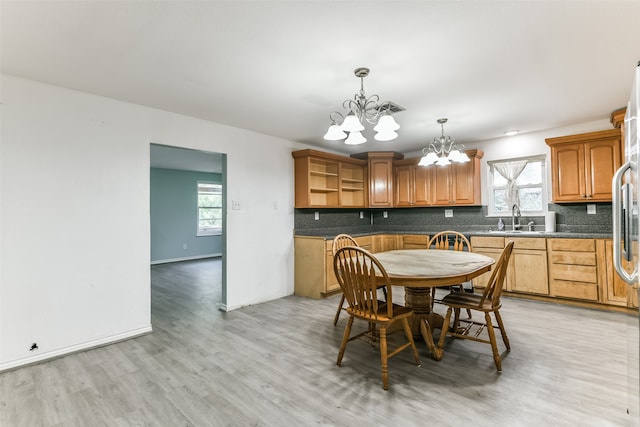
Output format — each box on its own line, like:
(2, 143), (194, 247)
(418, 152), (439, 166)
(447, 149), (462, 162)
(340, 112), (365, 132)
(436, 156), (451, 166)
(457, 151), (471, 162)
(374, 130), (398, 141)
(373, 114), (400, 132)
(344, 131), (366, 145)
(323, 124), (347, 141)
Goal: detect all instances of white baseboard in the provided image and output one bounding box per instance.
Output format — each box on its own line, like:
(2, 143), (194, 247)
(151, 253), (222, 265)
(0, 325), (152, 372)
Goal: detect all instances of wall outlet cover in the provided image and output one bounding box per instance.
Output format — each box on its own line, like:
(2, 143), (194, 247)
(445, 209), (453, 218)
(587, 204), (596, 215)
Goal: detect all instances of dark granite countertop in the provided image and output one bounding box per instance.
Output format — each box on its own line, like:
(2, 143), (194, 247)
(294, 228), (613, 240)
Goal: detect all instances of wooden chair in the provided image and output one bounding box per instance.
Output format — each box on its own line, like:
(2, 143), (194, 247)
(435, 241), (515, 372)
(332, 234), (387, 326)
(333, 246), (420, 390)
(428, 231), (473, 316)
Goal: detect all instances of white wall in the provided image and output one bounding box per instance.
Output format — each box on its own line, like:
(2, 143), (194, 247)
(0, 74), (304, 370)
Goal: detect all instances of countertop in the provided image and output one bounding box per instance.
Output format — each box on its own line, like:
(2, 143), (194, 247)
(294, 229), (613, 240)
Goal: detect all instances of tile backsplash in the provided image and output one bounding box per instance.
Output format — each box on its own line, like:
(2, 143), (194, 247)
(295, 203), (612, 235)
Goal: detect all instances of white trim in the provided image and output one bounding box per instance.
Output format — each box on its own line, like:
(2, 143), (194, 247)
(0, 325), (152, 372)
(150, 253), (222, 265)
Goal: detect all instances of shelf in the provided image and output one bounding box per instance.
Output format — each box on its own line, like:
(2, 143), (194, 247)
(310, 170), (339, 177)
(342, 186), (364, 191)
(310, 187), (339, 193)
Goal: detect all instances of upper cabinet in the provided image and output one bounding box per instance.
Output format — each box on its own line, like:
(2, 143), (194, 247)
(431, 149), (483, 206)
(292, 149), (367, 208)
(546, 129), (622, 203)
(394, 158), (431, 207)
(351, 151), (404, 208)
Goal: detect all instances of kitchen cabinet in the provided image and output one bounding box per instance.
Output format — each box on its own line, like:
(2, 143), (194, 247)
(547, 238), (601, 301)
(431, 149), (483, 206)
(604, 239), (638, 308)
(546, 129), (622, 203)
(351, 151), (404, 208)
(507, 238), (549, 295)
(292, 149), (367, 208)
(400, 234), (430, 249)
(294, 235), (373, 299)
(470, 236), (506, 290)
(394, 159), (431, 207)
(373, 234), (400, 252)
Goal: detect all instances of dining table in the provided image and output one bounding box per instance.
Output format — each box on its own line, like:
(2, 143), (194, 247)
(372, 249), (495, 360)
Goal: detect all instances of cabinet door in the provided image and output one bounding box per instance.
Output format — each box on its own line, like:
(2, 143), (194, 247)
(508, 249), (549, 294)
(551, 143), (586, 202)
(413, 165), (431, 206)
(604, 240), (633, 306)
(431, 166), (453, 205)
(394, 165), (414, 207)
(585, 140), (621, 201)
(452, 161), (477, 205)
(369, 157), (394, 207)
(471, 247), (503, 290)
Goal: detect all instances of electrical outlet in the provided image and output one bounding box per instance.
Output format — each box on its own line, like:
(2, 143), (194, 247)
(314, 211), (319, 220)
(183, 243), (187, 250)
(359, 211), (364, 219)
(587, 204), (596, 215)
(232, 200), (241, 210)
(445, 209), (453, 218)
(383, 211), (388, 218)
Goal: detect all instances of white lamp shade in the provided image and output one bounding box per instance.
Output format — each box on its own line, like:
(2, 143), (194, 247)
(447, 149), (462, 162)
(457, 151), (471, 162)
(374, 130), (398, 141)
(373, 114), (400, 132)
(340, 113), (365, 132)
(344, 131), (367, 145)
(436, 156), (451, 166)
(323, 124), (347, 141)
(418, 152), (438, 166)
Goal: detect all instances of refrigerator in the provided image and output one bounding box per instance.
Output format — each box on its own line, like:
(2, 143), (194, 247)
(612, 61), (640, 424)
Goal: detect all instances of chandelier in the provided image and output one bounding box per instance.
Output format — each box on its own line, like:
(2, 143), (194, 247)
(418, 118), (470, 166)
(323, 67), (401, 145)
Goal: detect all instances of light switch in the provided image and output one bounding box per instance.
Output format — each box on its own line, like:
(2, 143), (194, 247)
(360, 211), (364, 219)
(587, 204), (596, 215)
(314, 211), (319, 220)
(445, 209), (453, 218)
(383, 211), (388, 218)
(232, 200), (241, 210)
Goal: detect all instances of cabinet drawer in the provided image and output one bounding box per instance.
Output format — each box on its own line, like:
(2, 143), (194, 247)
(550, 252), (596, 266)
(550, 280), (599, 301)
(550, 264), (598, 283)
(471, 236), (504, 249)
(511, 237), (546, 250)
(402, 234), (429, 249)
(548, 238), (595, 252)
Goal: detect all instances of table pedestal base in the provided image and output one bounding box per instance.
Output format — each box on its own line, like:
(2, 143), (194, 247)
(405, 287), (444, 360)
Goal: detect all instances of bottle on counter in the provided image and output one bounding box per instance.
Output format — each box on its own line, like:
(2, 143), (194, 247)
(497, 218), (505, 231)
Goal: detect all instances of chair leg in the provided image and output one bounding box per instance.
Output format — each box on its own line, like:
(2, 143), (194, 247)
(437, 307), (453, 352)
(333, 294), (345, 326)
(337, 316), (354, 366)
(484, 312), (502, 372)
(401, 318), (421, 366)
(379, 327), (389, 390)
(494, 310), (510, 351)
(452, 307), (461, 332)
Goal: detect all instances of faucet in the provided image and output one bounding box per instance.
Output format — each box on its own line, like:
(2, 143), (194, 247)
(528, 220), (535, 232)
(512, 204), (521, 231)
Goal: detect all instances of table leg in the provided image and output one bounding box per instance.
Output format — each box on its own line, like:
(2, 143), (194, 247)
(405, 287), (444, 360)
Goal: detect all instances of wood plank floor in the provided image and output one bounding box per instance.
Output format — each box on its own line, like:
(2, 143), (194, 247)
(1, 258), (639, 426)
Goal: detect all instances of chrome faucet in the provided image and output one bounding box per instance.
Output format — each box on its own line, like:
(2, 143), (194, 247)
(512, 204), (521, 231)
(528, 220), (535, 232)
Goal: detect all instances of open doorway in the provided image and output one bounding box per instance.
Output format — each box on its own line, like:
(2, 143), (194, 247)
(149, 143), (226, 309)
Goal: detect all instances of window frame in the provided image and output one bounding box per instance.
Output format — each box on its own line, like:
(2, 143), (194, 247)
(197, 181), (223, 236)
(486, 155), (548, 217)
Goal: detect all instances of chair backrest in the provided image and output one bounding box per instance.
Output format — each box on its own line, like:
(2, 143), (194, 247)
(428, 231), (472, 252)
(479, 241), (515, 308)
(333, 246), (394, 320)
(332, 233), (359, 255)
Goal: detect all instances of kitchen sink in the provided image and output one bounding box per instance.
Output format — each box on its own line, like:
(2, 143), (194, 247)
(487, 230), (544, 235)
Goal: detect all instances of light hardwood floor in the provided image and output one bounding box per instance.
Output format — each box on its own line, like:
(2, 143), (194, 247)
(1, 258), (639, 426)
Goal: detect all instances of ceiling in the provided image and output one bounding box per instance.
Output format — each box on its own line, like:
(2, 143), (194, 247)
(2, 1), (640, 158)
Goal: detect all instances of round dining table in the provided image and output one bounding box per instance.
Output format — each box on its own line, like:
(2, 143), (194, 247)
(372, 249), (495, 359)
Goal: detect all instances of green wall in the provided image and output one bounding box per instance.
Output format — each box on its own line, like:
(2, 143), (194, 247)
(150, 168), (223, 263)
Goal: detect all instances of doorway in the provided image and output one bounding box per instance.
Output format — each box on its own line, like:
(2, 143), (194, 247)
(149, 143), (227, 309)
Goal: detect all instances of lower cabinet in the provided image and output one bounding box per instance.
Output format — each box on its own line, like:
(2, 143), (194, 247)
(604, 239), (639, 308)
(470, 236), (505, 290)
(508, 238), (549, 295)
(294, 235), (373, 299)
(547, 238), (600, 302)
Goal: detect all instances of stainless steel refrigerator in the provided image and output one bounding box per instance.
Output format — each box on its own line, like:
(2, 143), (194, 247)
(612, 61), (640, 424)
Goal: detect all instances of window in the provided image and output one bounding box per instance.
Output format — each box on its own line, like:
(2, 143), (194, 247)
(197, 182), (222, 236)
(487, 156), (546, 216)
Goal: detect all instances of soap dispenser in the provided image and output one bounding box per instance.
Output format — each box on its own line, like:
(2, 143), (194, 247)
(497, 218), (505, 231)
